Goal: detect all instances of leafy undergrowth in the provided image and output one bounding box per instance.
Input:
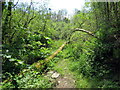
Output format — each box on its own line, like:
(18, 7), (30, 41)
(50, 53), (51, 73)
(1, 70), (54, 88)
(51, 40), (120, 88)
(2, 40), (120, 88)
(70, 61), (120, 88)
(1, 40), (65, 89)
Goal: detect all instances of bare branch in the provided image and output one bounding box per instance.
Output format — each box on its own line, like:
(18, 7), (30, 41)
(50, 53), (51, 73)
(23, 15), (36, 28)
(12, 0), (19, 8)
(73, 28), (96, 37)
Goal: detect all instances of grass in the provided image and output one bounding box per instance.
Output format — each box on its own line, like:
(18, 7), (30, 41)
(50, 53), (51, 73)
(50, 40), (120, 88)
(50, 43), (91, 88)
(50, 40), (90, 88)
(53, 59), (72, 75)
(52, 51), (92, 88)
(2, 40), (118, 88)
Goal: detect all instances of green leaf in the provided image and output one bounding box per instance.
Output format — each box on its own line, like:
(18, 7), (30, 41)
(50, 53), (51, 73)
(6, 55), (11, 58)
(9, 58), (16, 61)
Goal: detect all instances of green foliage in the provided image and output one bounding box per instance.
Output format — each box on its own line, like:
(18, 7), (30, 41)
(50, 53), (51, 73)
(2, 1), (54, 88)
(67, 35), (95, 76)
(2, 70), (53, 88)
(2, 1), (120, 89)
(90, 2), (120, 79)
(2, 54), (27, 81)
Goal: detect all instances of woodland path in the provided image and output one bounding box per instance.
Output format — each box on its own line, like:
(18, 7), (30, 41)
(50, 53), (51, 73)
(54, 59), (75, 88)
(44, 41), (77, 88)
(46, 59), (76, 88)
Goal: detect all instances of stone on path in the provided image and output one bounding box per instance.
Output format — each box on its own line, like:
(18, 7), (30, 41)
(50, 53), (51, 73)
(46, 71), (54, 77)
(51, 72), (60, 79)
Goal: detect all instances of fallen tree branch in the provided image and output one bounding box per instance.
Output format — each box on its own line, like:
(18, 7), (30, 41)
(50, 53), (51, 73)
(74, 28), (98, 38)
(3, 28), (97, 83)
(67, 28), (98, 43)
(33, 42), (67, 69)
(45, 42), (67, 62)
(3, 42), (67, 83)
(74, 28), (95, 36)
(34, 28), (97, 68)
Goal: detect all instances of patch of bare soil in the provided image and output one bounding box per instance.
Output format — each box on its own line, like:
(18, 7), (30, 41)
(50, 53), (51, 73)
(55, 75), (75, 88)
(54, 59), (76, 88)
(45, 59), (76, 88)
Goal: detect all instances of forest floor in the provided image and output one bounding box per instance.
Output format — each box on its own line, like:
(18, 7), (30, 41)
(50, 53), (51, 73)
(53, 59), (76, 88)
(43, 40), (120, 88)
(45, 58), (76, 88)
(44, 40), (76, 88)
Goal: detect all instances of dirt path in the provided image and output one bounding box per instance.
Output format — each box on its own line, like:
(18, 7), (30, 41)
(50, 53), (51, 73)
(45, 59), (76, 88)
(55, 73), (75, 88)
(53, 59), (76, 88)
